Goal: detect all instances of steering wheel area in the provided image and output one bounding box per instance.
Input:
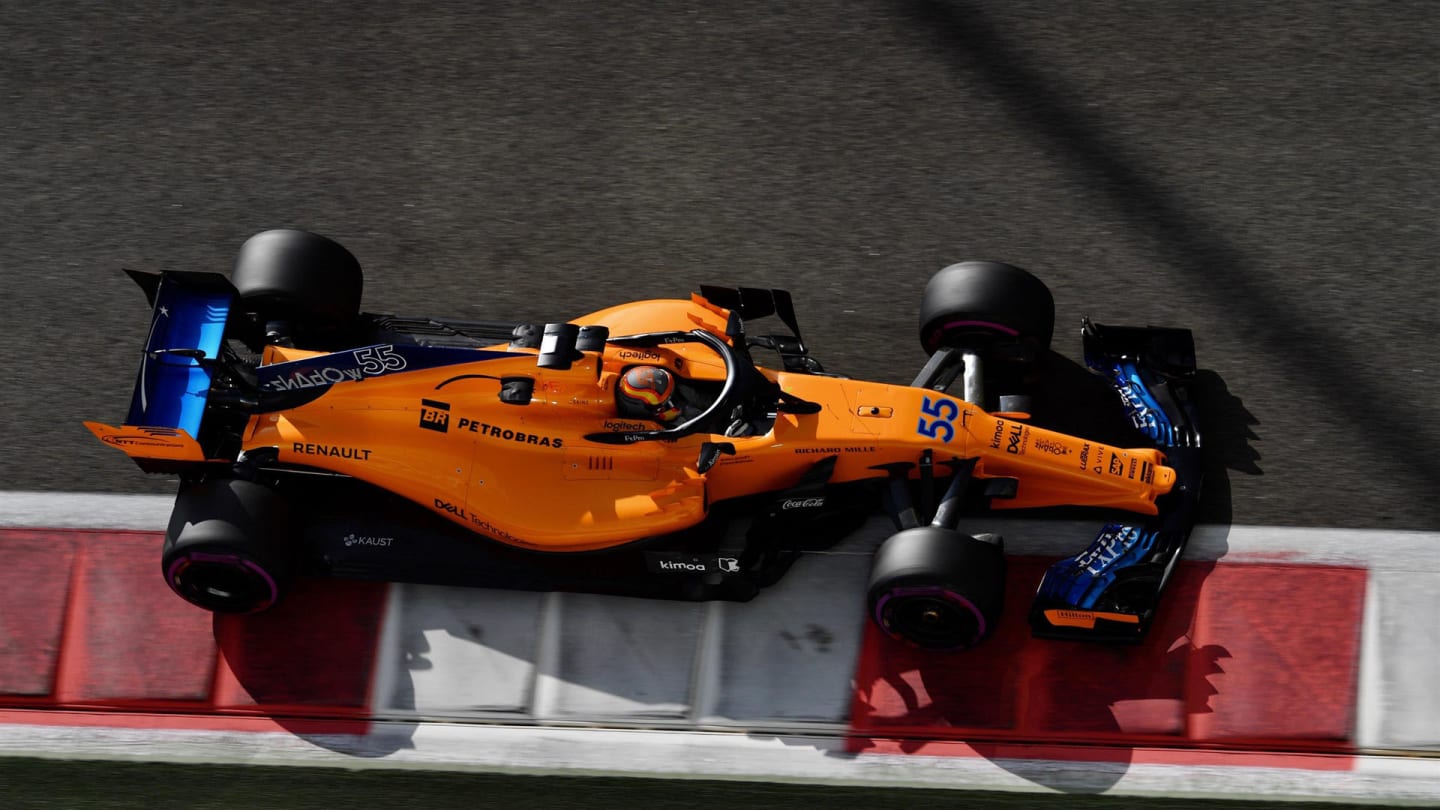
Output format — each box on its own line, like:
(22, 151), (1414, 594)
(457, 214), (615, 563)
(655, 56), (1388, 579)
(583, 329), (743, 446)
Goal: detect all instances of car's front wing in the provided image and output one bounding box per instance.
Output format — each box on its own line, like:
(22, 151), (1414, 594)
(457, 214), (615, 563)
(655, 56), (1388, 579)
(1029, 320), (1203, 642)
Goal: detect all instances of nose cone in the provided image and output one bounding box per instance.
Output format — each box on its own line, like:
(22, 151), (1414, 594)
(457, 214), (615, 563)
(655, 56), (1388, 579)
(1154, 463), (1177, 495)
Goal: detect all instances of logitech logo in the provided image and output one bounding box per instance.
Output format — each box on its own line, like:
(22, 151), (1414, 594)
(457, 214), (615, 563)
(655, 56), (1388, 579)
(604, 419), (648, 432)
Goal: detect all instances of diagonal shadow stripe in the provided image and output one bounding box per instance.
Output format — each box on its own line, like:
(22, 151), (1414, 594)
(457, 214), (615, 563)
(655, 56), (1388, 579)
(893, 0), (1440, 506)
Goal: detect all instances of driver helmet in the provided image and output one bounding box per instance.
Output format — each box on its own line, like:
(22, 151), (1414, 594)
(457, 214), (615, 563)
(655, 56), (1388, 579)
(615, 365), (683, 423)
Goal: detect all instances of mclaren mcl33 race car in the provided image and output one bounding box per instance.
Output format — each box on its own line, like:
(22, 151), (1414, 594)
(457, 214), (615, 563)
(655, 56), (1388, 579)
(88, 229), (1202, 651)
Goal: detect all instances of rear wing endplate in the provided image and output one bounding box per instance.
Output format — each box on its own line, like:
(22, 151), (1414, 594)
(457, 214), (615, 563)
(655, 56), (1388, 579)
(123, 271), (237, 437)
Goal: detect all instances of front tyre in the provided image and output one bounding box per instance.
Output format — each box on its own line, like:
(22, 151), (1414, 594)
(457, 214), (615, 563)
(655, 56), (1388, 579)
(866, 527), (1006, 651)
(918, 260), (1055, 355)
(161, 478), (294, 614)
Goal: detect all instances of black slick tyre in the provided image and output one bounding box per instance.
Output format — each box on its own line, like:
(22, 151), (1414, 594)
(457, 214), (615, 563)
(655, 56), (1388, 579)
(231, 228), (363, 346)
(866, 527), (1006, 651)
(161, 478), (294, 614)
(918, 260), (1055, 355)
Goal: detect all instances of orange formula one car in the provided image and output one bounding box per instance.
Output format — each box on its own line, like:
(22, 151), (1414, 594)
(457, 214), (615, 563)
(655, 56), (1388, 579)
(88, 230), (1202, 650)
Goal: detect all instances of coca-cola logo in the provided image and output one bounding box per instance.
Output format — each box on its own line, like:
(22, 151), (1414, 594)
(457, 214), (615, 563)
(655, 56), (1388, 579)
(781, 497), (825, 510)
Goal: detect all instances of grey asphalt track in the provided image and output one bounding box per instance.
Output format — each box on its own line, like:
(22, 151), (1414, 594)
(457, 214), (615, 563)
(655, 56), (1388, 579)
(2, 1), (1437, 531)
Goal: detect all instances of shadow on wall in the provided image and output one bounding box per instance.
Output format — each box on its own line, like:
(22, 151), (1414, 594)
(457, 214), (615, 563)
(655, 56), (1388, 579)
(846, 559), (1233, 793)
(216, 578), (417, 757)
(383, 584), (723, 723)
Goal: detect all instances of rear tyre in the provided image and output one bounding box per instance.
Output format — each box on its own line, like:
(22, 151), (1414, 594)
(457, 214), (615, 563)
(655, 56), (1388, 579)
(161, 478), (294, 614)
(918, 260), (1055, 355)
(866, 527), (1006, 651)
(231, 228), (363, 347)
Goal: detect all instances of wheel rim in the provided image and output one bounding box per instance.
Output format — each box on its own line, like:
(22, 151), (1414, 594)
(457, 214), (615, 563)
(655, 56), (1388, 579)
(874, 586), (986, 650)
(166, 551), (278, 613)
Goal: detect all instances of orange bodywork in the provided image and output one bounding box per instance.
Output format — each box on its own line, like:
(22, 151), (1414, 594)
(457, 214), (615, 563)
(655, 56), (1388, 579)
(82, 423), (204, 462)
(96, 293), (1175, 552)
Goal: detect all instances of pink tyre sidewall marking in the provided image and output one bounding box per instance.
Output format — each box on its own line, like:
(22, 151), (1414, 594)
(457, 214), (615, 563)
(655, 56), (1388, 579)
(873, 585), (986, 651)
(166, 551), (278, 611)
(939, 319), (1020, 336)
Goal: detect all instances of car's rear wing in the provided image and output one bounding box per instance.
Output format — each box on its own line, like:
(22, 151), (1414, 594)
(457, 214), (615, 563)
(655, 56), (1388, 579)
(84, 271), (237, 466)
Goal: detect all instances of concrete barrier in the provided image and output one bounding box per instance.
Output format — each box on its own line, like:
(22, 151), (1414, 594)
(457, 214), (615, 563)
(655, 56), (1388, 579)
(1, 492), (1438, 802)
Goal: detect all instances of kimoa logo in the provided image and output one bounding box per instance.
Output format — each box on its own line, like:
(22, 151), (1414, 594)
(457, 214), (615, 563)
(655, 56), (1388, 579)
(659, 560), (706, 571)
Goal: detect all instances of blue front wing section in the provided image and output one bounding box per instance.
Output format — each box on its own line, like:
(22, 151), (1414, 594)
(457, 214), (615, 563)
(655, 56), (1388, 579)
(1037, 523), (1158, 610)
(1036, 332), (1197, 615)
(1099, 358), (1178, 446)
(1032, 323), (1201, 632)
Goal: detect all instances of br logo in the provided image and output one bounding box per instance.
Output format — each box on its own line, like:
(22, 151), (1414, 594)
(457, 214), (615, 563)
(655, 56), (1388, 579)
(419, 399), (451, 433)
